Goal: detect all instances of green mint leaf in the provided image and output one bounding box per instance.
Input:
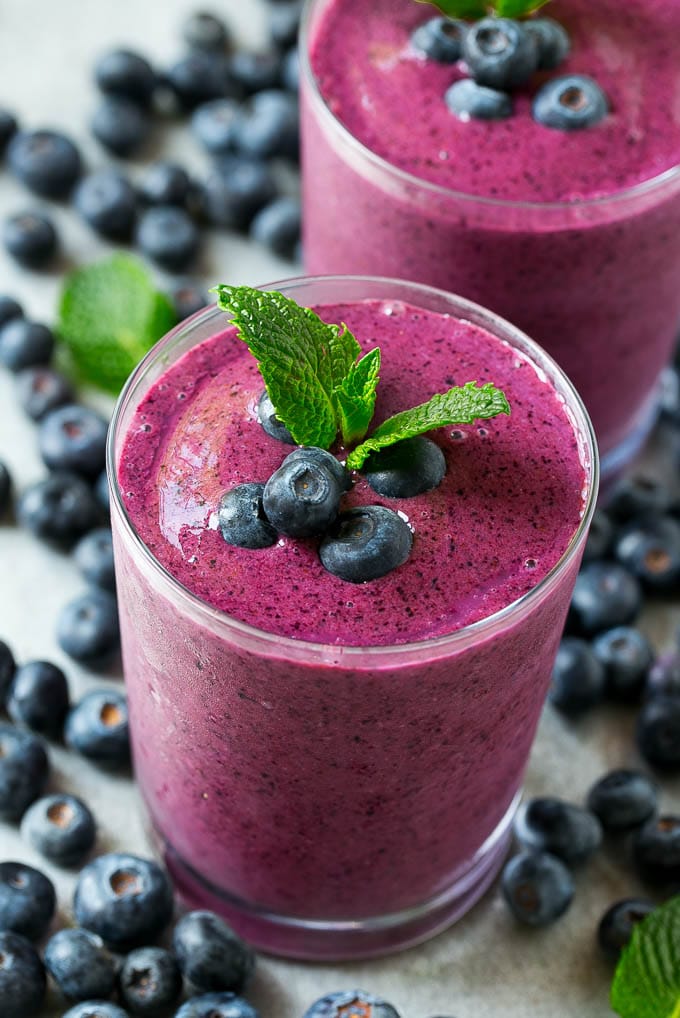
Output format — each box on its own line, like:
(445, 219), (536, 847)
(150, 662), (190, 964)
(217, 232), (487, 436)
(611, 896), (680, 1018)
(494, 0), (551, 17)
(335, 347), (381, 446)
(415, 0), (551, 18)
(57, 254), (176, 395)
(346, 381), (510, 470)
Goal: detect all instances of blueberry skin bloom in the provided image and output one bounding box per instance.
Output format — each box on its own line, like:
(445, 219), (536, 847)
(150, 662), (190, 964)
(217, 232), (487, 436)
(16, 472), (100, 545)
(533, 74), (609, 131)
(0, 861), (56, 940)
(514, 797), (602, 865)
(284, 447), (352, 492)
(0, 723), (49, 821)
(364, 436), (446, 498)
(524, 17), (570, 70)
(21, 793), (97, 867)
(597, 898), (655, 960)
(172, 910), (255, 994)
(586, 770), (658, 832)
(7, 659), (70, 737)
(65, 690), (129, 767)
(632, 815), (680, 887)
(462, 17), (537, 89)
(39, 404), (109, 479)
(175, 994), (260, 1018)
(74, 853), (174, 948)
(0, 930), (47, 1018)
(44, 927), (119, 1001)
(6, 128), (82, 198)
(218, 483), (277, 549)
(411, 17), (467, 63)
(57, 589), (120, 666)
(119, 946), (182, 1016)
(303, 989), (401, 1018)
(62, 1003), (130, 1018)
(501, 851), (574, 926)
(636, 695), (680, 771)
(445, 78), (512, 122)
(320, 506), (413, 583)
(256, 389), (294, 444)
(263, 457), (342, 538)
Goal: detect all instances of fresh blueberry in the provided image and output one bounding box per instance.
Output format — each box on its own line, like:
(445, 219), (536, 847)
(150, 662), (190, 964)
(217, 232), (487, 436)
(175, 994), (260, 1018)
(231, 89), (298, 160)
(74, 171), (137, 242)
(591, 626), (653, 701)
(15, 366), (74, 421)
(91, 96), (150, 157)
(140, 162), (194, 209)
(0, 319), (54, 372)
(586, 770), (658, 832)
(0, 639), (16, 700)
(632, 815), (680, 887)
(0, 109), (18, 154)
(218, 483), (278, 549)
(0, 930), (46, 1018)
(445, 79), (512, 121)
(646, 650), (680, 699)
(21, 793), (97, 867)
(567, 561), (642, 635)
(229, 50), (283, 94)
(6, 129), (82, 198)
(501, 851), (574, 926)
(282, 47), (299, 93)
(95, 49), (157, 108)
(256, 389), (294, 444)
(3, 210), (58, 268)
(0, 461), (12, 517)
(302, 991), (401, 1018)
(364, 437), (446, 498)
(74, 853), (174, 948)
(136, 206), (200, 273)
(319, 505), (413, 583)
(202, 158), (277, 231)
(44, 927), (119, 1001)
(74, 528), (116, 592)
(119, 946), (182, 1015)
(0, 295), (23, 328)
(64, 689), (129, 767)
(0, 861), (56, 939)
(192, 98), (239, 154)
(284, 447), (352, 492)
(62, 1003), (130, 1018)
(250, 196), (301, 257)
(582, 509), (614, 562)
(0, 723), (49, 821)
(533, 74), (609, 130)
(268, 2), (302, 50)
(165, 52), (235, 111)
(597, 898), (655, 960)
(172, 910), (255, 993)
(548, 636), (606, 716)
(16, 472), (100, 544)
(182, 11), (230, 53)
(607, 474), (672, 522)
(39, 404), (108, 479)
(171, 281), (209, 322)
(636, 696), (680, 771)
(7, 659), (69, 737)
(411, 16), (467, 63)
(57, 590), (120, 665)
(514, 797), (602, 865)
(524, 17), (570, 69)
(614, 516), (680, 591)
(659, 366), (680, 425)
(263, 455), (342, 537)
(462, 17), (537, 89)
(95, 470), (110, 515)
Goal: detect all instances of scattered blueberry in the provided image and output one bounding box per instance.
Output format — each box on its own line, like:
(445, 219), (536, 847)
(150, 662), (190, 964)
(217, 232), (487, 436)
(303, 991), (401, 1018)
(445, 79), (512, 121)
(229, 50), (283, 94)
(175, 994), (260, 1018)
(0, 639), (16, 700)
(57, 590), (120, 665)
(15, 366), (74, 421)
(91, 96), (151, 157)
(592, 626), (653, 701)
(171, 281), (209, 322)
(0, 861), (56, 940)
(0, 461), (12, 517)
(597, 898), (655, 960)
(139, 162), (194, 209)
(39, 403), (108, 478)
(514, 797), (602, 865)
(21, 793), (97, 867)
(282, 47), (299, 93)
(136, 206), (200, 272)
(165, 52), (235, 111)
(94, 49), (157, 108)
(636, 696), (680, 771)
(44, 927), (119, 1001)
(182, 11), (230, 53)
(6, 128), (82, 198)
(0, 295), (23, 328)
(533, 74), (609, 130)
(567, 561), (642, 635)
(364, 437), (446, 498)
(218, 483), (278, 549)
(119, 946), (182, 1016)
(632, 815), (680, 887)
(548, 636), (606, 716)
(268, 2), (302, 51)
(95, 470), (111, 515)
(192, 98), (239, 153)
(16, 472), (100, 544)
(256, 389), (294, 444)
(263, 454), (342, 537)
(607, 474), (672, 522)
(64, 689), (129, 767)
(74, 528), (116, 592)
(284, 447), (352, 492)
(74, 170), (138, 241)
(582, 509), (614, 563)
(411, 16), (466, 62)
(0, 723), (49, 821)
(462, 18), (537, 89)
(0, 109), (18, 154)
(501, 851), (574, 926)
(524, 17), (570, 70)
(202, 158), (277, 231)
(231, 89), (298, 160)
(646, 650), (680, 699)
(3, 210), (58, 268)
(0, 318), (54, 372)
(249, 196), (301, 258)
(0, 930), (47, 1018)
(7, 659), (69, 737)
(586, 770), (658, 832)
(319, 505), (413, 583)
(172, 911), (255, 993)
(62, 1003), (130, 1018)
(614, 516), (680, 591)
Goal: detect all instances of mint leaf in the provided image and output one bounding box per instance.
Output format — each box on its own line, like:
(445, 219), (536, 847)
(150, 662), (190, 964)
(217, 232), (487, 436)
(346, 381), (510, 469)
(494, 0), (551, 16)
(57, 254), (175, 395)
(611, 896), (680, 1018)
(335, 347), (381, 446)
(417, 0), (552, 18)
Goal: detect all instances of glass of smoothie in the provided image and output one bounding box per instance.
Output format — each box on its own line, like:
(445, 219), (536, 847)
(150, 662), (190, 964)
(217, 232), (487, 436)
(300, 0), (680, 483)
(108, 275), (597, 960)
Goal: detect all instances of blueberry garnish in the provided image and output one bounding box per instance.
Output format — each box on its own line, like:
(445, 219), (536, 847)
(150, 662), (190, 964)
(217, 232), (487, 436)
(172, 910), (255, 994)
(175, 994), (260, 1018)
(284, 446), (352, 492)
(62, 1001), (130, 1018)
(501, 851), (574, 926)
(3, 210), (58, 268)
(411, 17), (467, 64)
(586, 770), (658, 832)
(548, 636), (605, 717)
(21, 793), (97, 867)
(524, 17), (570, 70)
(632, 815), (680, 887)
(597, 898), (655, 960)
(65, 690), (130, 768)
(256, 389), (295, 444)
(218, 483), (278, 549)
(514, 797), (602, 865)
(74, 170), (138, 242)
(363, 436), (445, 498)
(6, 659), (70, 738)
(119, 946), (182, 1016)
(636, 696), (680, 771)
(44, 927), (120, 1001)
(0, 930), (47, 1018)
(462, 17), (537, 89)
(302, 990), (401, 1018)
(6, 128), (82, 198)
(263, 454), (342, 537)
(533, 74), (609, 131)
(445, 79), (512, 121)
(319, 505), (413, 583)
(0, 723), (49, 822)
(0, 861), (56, 940)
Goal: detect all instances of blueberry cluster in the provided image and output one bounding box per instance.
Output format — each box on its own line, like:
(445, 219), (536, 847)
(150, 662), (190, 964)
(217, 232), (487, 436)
(412, 14), (609, 130)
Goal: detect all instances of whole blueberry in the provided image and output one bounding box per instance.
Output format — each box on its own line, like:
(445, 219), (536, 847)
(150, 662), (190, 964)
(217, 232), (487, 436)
(74, 171), (137, 242)
(175, 994), (260, 1018)
(229, 51), (283, 94)
(0, 931), (46, 1018)
(567, 561), (642, 635)
(192, 98), (239, 154)
(172, 911), (255, 993)
(17, 472), (100, 544)
(614, 516), (680, 592)
(302, 990), (401, 1018)
(0, 461), (12, 517)
(95, 470), (111, 515)
(171, 281), (209, 322)
(231, 89), (298, 160)
(592, 626), (653, 701)
(6, 129), (82, 198)
(62, 1003), (130, 1018)
(320, 505), (413, 583)
(0, 639), (16, 700)
(533, 74), (609, 130)
(284, 447), (351, 492)
(136, 206), (200, 273)
(636, 696), (680, 771)
(249, 196), (301, 258)
(268, 2), (302, 50)
(0, 861), (56, 940)
(140, 162), (194, 209)
(256, 389), (294, 444)
(0, 109), (18, 153)
(15, 366), (74, 421)
(632, 815), (680, 888)
(364, 437), (446, 498)
(514, 797), (602, 865)
(444, 79), (512, 121)
(501, 851), (574, 927)
(263, 455), (341, 537)
(218, 483), (278, 549)
(282, 47), (299, 93)
(119, 946), (182, 1016)
(0, 724), (49, 821)
(3, 210), (58, 268)
(165, 52), (235, 111)
(646, 651), (680, 700)
(44, 927), (119, 1001)
(95, 49), (157, 108)
(659, 366), (680, 424)
(411, 16), (466, 63)
(0, 319), (54, 372)
(463, 17), (537, 89)
(74, 853), (174, 948)
(607, 474), (672, 522)
(74, 528), (116, 592)
(548, 636), (606, 717)
(182, 11), (230, 53)
(91, 96), (150, 157)
(202, 158), (277, 231)
(39, 404), (108, 479)
(597, 898), (655, 960)
(524, 17), (570, 69)
(582, 509), (614, 563)
(586, 770), (658, 832)
(0, 295), (23, 328)
(7, 659), (69, 737)
(21, 793), (96, 867)
(64, 689), (129, 767)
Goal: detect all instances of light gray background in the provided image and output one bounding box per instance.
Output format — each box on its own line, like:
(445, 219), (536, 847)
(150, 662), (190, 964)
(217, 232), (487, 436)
(0, 1), (678, 1015)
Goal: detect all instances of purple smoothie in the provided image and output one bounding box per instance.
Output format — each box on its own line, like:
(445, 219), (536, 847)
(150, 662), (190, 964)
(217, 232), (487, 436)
(301, 0), (680, 475)
(111, 278), (595, 957)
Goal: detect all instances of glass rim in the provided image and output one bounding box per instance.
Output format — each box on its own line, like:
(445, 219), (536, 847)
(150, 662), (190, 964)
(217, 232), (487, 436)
(299, 0), (680, 214)
(107, 273), (599, 662)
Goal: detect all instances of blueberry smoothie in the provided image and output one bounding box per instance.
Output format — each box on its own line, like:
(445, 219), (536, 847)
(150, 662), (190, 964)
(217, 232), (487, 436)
(301, 0), (680, 476)
(110, 277), (596, 958)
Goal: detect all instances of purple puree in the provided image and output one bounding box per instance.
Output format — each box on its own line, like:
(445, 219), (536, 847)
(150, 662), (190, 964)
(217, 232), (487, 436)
(302, 0), (680, 465)
(115, 299), (587, 937)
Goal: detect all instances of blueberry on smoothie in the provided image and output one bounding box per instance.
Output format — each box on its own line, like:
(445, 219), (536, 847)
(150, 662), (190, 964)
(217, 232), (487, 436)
(0, 724), (49, 821)
(218, 483), (278, 549)
(0, 861), (56, 940)
(263, 455), (342, 537)
(44, 927), (120, 1001)
(65, 690), (129, 767)
(17, 472), (100, 545)
(7, 659), (70, 737)
(411, 17), (467, 63)
(364, 436), (445, 498)
(0, 930), (47, 1018)
(172, 910), (255, 993)
(74, 853), (174, 948)
(302, 989), (401, 1017)
(514, 797), (602, 865)
(62, 1003), (130, 1018)
(74, 170), (138, 242)
(319, 505), (413, 583)
(597, 898), (656, 960)
(22, 793), (97, 867)
(119, 946), (182, 1015)
(524, 17), (570, 70)
(175, 994), (260, 1018)
(256, 389), (295, 444)
(586, 770), (658, 833)
(3, 210), (58, 268)
(533, 75), (609, 131)
(501, 851), (574, 926)
(636, 696), (680, 771)
(462, 18), (537, 90)
(284, 447), (351, 492)
(6, 128), (82, 198)
(445, 79), (512, 121)
(632, 815), (680, 887)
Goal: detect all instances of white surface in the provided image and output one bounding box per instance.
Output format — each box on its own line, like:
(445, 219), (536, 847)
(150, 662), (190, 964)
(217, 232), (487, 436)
(0, 1), (679, 1016)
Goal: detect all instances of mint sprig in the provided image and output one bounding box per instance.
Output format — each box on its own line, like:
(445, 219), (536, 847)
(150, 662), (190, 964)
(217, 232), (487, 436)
(416, 0), (551, 19)
(611, 896), (680, 1018)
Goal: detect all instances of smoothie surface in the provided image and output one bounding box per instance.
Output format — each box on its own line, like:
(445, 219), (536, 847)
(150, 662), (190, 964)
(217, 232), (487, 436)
(118, 299), (587, 645)
(308, 0), (680, 203)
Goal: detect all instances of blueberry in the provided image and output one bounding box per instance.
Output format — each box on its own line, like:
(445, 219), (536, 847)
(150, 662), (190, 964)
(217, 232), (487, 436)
(364, 437), (446, 498)
(411, 17), (467, 63)
(16, 472), (100, 544)
(0, 319), (54, 372)
(303, 992), (400, 1018)
(0, 723), (49, 821)
(659, 366), (680, 425)
(284, 447), (351, 492)
(614, 516), (680, 591)
(74, 853), (174, 948)
(548, 636), (606, 716)
(567, 561), (642, 635)
(607, 474), (672, 522)
(62, 1003), (130, 1018)
(524, 17), (570, 70)
(268, 2), (302, 50)
(64, 689), (129, 767)
(58, 590), (120, 666)
(175, 994), (260, 1018)
(6, 129), (82, 198)
(44, 927), (119, 1001)
(21, 793), (96, 867)
(0, 861), (56, 939)
(591, 626), (653, 701)
(0, 639), (16, 700)
(119, 946), (182, 1016)
(165, 52), (235, 111)
(0, 109), (18, 154)
(0, 461), (12, 517)
(136, 206), (200, 273)
(39, 404), (108, 479)
(597, 898), (655, 960)
(192, 98), (239, 154)
(15, 367), (74, 420)
(633, 815), (680, 887)
(182, 11), (230, 53)
(250, 196), (301, 258)
(218, 483), (278, 549)
(501, 851), (574, 926)
(582, 508), (614, 563)
(91, 96), (150, 157)
(140, 162), (194, 209)
(171, 281), (209, 322)
(95, 470), (111, 515)
(7, 659), (70, 737)
(319, 505), (413, 583)
(533, 74), (609, 131)
(202, 158), (277, 230)
(646, 651), (680, 699)
(0, 931), (46, 1018)
(263, 455), (342, 537)
(282, 47), (299, 93)
(462, 17), (537, 89)
(636, 696), (680, 772)
(0, 295), (23, 328)
(256, 389), (295, 444)
(74, 171), (137, 241)
(74, 528), (116, 592)
(3, 210), (58, 268)
(231, 89), (298, 160)
(229, 51), (283, 94)
(514, 797), (602, 865)
(445, 79), (512, 121)
(586, 770), (658, 832)
(95, 49), (157, 108)
(172, 911), (255, 993)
